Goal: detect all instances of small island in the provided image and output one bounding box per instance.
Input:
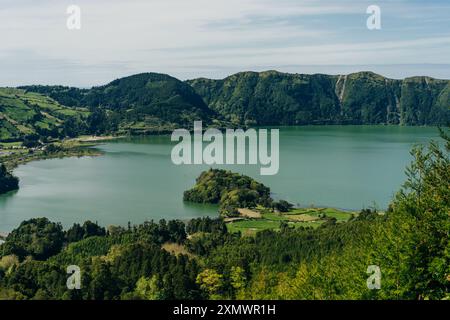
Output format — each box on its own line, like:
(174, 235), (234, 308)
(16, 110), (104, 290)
(184, 169), (356, 234)
(183, 168), (272, 216)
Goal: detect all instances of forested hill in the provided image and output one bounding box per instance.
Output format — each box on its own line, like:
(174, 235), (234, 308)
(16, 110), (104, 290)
(0, 163), (19, 194)
(16, 71), (450, 136)
(187, 71), (450, 126)
(20, 73), (217, 135)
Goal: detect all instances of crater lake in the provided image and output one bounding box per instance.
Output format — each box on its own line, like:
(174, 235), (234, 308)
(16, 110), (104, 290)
(0, 125), (442, 231)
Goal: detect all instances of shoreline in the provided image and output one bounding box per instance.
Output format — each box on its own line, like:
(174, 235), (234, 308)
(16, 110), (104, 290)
(69, 135), (126, 143)
(0, 134), (128, 197)
(0, 134), (128, 172)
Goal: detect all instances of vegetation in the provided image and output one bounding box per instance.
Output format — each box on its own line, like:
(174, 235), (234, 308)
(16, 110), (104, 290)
(183, 169), (273, 217)
(0, 163), (19, 194)
(0, 88), (89, 141)
(0, 69), (448, 300)
(188, 71), (450, 126)
(1, 218), (65, 260)
(0, 129), (448, 300)
(14, 71), (449, 138)
(0, 138), (101, 172)
(2, 72), (221, 144)
(21, 73), (217, 136)
(225, 207), (355, 235)
(1, 71), (447, 181)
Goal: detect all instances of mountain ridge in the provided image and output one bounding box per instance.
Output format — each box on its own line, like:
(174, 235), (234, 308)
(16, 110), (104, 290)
(19, 73), (218, 137)
(5, 70), (448, 142)
(187, 70), (449, 126)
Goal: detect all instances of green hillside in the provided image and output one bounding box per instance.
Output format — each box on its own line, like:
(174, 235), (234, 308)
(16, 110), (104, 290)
(187, 71), (450, 126)
(0, 88), (89, 141)
(22, 73), (218, 135)
(14, 70), (450, 138)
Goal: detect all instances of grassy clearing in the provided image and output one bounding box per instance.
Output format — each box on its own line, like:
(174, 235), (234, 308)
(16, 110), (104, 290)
(162, 242), (194, 258)
(290, 220), (324, 229)
(227, 219), (281, 235)
(287, 214), (318, 222)
(226, 207), (356, 235)
(288, 207), (354, 221)
(237, 208), (262, 218)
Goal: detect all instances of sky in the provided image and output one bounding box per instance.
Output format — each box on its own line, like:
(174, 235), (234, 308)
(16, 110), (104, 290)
(0, 0), (449, 87)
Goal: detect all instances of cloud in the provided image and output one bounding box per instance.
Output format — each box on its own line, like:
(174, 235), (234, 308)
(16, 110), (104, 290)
(0, 0), (448, 86)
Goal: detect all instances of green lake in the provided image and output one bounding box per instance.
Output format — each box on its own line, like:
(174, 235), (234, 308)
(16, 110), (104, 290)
(0, 126), (442, 231)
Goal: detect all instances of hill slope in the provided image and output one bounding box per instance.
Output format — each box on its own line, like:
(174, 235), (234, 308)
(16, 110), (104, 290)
(17, 71), (450, 135)
(23, 73), (217, 134)
(0, 88), (89, 141)
(187, 71), (450, 126)
(0, 163), (19, 193)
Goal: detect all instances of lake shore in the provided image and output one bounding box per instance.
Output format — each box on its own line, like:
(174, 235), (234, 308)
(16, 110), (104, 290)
(0, 126), (440, 231)
(70, 135), (126, 143)
(0, 135), (127, 172)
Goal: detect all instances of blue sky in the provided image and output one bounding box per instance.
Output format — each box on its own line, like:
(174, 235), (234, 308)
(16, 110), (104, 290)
(0, 0), (449, 86)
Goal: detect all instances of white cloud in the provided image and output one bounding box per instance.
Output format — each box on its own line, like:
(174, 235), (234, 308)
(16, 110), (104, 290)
(0, 0), (448, 85)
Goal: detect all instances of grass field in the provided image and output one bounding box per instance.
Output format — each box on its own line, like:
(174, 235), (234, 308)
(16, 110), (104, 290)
(226, 219), (282, 235)
(287, 207), (354, 221)
(226, 207), (355, 235)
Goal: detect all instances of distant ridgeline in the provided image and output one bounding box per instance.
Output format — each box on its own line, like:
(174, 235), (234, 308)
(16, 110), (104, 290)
(14, 73), (216, 140)
(1, 70), (447, 141)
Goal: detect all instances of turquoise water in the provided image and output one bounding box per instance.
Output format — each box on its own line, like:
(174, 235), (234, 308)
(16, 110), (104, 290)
(0, 126), (441, 231)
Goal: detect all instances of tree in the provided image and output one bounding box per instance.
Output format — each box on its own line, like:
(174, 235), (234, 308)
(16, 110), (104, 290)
(133, 275), (164, 300)
(0, 164), (19, 194)
(273, 200), (294, 212)
(196, 269), (223, 299)
(167, 220), (187, 244)
(3, 218), (64, 260)
(66, 221), (105, 242)
(230, 266), (247, 298)
(360, 128), (450, 299)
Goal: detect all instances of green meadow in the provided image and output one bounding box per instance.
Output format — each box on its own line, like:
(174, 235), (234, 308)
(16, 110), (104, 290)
(226, 207), (355, 235)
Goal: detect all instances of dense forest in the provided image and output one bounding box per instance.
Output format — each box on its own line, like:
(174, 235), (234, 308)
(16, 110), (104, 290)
(0, 164), (18, 194)
(184, 169), (272, 216)
(0, 130), (448, 300)
(183, 169), (292, 216)
(10, 70), (449, 142)
(20, 73), (217, 137)
(188, 71), (450, 126)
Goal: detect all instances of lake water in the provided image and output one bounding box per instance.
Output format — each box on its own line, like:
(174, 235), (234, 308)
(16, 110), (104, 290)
(0, 126), (441, 231)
